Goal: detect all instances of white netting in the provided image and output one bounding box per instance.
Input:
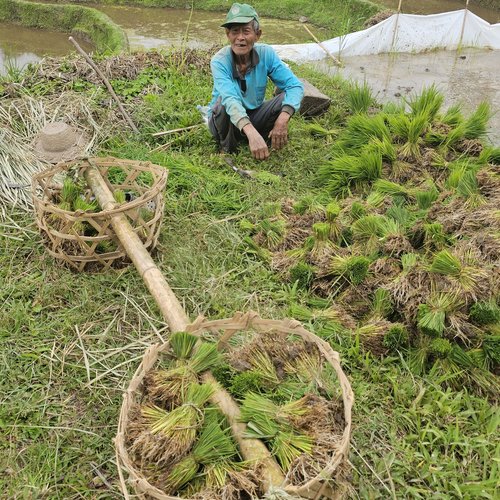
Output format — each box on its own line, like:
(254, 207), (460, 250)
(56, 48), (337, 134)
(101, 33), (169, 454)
(273, 10), (500, 62)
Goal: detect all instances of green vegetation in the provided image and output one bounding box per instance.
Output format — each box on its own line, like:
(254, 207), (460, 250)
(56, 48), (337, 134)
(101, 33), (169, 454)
(0, 0), (128, 53)
(1, 44), (499, 499)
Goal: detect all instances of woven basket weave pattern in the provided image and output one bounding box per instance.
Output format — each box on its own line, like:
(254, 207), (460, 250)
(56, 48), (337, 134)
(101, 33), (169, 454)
(115, 311), (354, 500)
(32, 157), (168, 271)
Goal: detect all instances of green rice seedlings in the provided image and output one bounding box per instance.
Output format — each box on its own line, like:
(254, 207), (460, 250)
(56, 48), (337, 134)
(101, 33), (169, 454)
(241, 392), (310, 423)
(386, 205), (415, 228)
(325, 201), (342, 242)
(73, 196), (98, 213)
(341, 114), (391, 151)
(310, 222), (334, 259)
(270, 431), (314, 470)
(399, 112), (429, 160)
(288, 303), (314, 322)
(239, 218), (256, 233)
(445, 158), (475, 189)
(469, 301), (500, 325)
(260, 202), (283, 218)
(230, 371), (266, 398)
(248, 349), (280, 386)
(456, 170), (485, 208)
(258, 219), (286, 250)
(373, 179), (410, 198)
(365, 137), (397, 163)
(289, 262), (315, 289)
(444, 123), (466, 148)
(325, 201), (341, 222)
(372, 288), (394, 318)
(408, 85), (444, 121)
(330, 254), (371, 285)
(382, 324), (409, 352)
(243, 236), (272, 262)
(240, 394), (313, 470)
(401, 252), (419, 272)
(440, 103), (463, 127)
(418, 292), (463, 337)
(357, 149), (383, 183)
(463, 102), (490, 139)
(151, 341), (219, 401)
(347, 80), (374, 114)
(306, 123), (339, 138)
(204, 460), (255, 491)
(365, 190), (386, 209)
(141, 382), (215, 457)
(417, 304), (445, 337)
(423, 222), (448, 250)
(113, 189), (126, 204)
(165, 418), (238, 492)
(317, 155), (359, 195)
(429, 249), (486, 294)
(477, 145), (500, 165)
(482, 336), (500, 368)
(170, 331), (199, 360)
(429, 338), (453, 359)
(292, 194), (324, 215)
(350, 201), (367, 221)
(351, 214), (386, 252)
(60, 176), (81, 206)
(414, 185), (439, 210)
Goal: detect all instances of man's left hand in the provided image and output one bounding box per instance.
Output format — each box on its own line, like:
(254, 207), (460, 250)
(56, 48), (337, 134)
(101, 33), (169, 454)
(268, 111), (290, 150)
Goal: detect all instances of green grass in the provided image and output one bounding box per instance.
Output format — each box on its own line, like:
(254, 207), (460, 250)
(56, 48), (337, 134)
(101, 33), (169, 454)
(1, 49), (498, 499)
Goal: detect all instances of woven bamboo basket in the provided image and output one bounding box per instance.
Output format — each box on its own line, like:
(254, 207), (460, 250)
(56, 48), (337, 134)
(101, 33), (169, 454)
(32, 157), (168, 271)
(116, 311), (354, 500)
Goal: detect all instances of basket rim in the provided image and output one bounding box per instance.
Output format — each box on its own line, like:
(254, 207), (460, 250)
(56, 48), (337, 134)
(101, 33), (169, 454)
(115, 311), (354, 500)
(32, 156), (168, 218)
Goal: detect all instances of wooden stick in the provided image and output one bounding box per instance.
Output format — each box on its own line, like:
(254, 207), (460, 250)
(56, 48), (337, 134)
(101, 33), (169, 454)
(302, 24), (342, 67)
(84, 163), (285, 491)
(151, 124), (202, 137)
(68, 36), (139, 134)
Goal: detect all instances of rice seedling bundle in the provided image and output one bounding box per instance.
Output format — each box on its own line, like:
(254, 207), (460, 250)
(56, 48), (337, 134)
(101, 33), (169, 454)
(117, 312), (353, 499)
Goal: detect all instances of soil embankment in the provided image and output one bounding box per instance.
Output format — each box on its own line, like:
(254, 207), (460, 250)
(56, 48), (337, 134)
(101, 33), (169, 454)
(0, 0), (128, 52)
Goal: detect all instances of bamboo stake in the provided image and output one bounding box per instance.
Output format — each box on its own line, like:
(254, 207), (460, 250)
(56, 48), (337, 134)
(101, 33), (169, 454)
(458, 0), (470, 50)
(68, 37), (139, 134)
(83, 163), (285, 490)
(302, 24), (342, 67)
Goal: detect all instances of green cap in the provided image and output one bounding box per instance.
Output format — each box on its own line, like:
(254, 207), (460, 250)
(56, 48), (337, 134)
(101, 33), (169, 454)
(221, 3), (259, 28)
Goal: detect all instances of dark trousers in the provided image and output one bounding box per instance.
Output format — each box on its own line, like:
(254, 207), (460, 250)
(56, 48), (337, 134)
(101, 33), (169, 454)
(208, 93), (285, 153)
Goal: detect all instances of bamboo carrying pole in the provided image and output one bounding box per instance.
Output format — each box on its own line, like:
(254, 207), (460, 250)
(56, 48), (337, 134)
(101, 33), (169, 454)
(68, 37), (139, 134)
(83, 164), (286, 490)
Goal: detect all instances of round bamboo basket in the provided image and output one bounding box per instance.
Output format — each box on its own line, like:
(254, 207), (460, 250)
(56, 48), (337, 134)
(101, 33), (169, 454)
(32, 157), (168, 271)
(116, 311), (354, 500)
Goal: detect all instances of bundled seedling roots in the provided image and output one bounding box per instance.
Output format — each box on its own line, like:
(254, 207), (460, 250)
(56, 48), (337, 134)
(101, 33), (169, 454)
(242, 88), (500, 396)
(117, 313), (353, 499)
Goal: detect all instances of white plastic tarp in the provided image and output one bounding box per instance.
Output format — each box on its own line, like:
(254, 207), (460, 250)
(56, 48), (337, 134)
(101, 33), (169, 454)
(273, 10), (500, 62)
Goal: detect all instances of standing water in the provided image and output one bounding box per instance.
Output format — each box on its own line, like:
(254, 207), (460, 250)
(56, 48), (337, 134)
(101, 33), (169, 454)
(0, 6), (319, 75)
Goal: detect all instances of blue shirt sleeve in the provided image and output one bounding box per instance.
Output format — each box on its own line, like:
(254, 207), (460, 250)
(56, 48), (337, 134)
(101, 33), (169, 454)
(265, 47), (304, 114)
(210, 56), (249, 128)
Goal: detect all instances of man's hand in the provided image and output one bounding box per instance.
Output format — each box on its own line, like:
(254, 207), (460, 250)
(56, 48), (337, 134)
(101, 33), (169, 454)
(243, 123), (270, 160)
(268, 111), (290, 150)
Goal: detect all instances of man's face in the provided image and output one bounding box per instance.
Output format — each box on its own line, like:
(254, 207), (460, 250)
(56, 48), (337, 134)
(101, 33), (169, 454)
(226, 22), (261, 58)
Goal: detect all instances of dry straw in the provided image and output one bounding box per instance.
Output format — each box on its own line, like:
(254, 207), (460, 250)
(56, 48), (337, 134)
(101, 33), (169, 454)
(32, 157), (168, 271)
(115, 311), (354, 500)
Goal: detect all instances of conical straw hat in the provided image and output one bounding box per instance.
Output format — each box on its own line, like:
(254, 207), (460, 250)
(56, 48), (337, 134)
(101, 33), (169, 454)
(33, 122), (88, 163)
